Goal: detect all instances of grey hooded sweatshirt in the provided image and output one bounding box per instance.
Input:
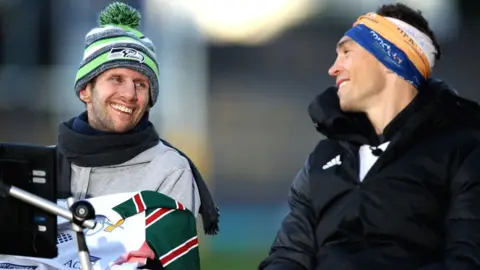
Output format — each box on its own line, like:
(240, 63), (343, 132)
(69, 141), (200, 217)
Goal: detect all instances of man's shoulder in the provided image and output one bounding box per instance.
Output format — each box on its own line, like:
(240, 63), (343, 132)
(292, 138), (343, 186)
(141, 141), (190, 171)
(433, 125), (480, 152)
(308, 138), (344, 165)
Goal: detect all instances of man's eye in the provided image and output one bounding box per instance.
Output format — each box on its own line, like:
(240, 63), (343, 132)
(135, 82), (147, 88)
(111, 77), (122, 82)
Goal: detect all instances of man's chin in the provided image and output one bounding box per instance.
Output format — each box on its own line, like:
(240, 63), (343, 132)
(108, 122), (137, 133)
(108, 114), (139, 133)
(339, 100), (351, 111)
(339, 101), (359, 113)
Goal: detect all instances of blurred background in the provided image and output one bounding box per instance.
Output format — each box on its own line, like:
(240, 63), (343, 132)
(0, 0), (478, 269)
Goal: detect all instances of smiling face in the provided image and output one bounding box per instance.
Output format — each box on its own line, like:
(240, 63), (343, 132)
(328, 36), (387, 112)
(79, 68), (150, 133)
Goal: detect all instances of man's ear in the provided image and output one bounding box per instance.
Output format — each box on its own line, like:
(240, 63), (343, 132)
(79, 85), (92, 103)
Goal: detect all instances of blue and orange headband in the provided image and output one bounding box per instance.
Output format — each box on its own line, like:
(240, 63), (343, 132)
(345, 12), (437, 88)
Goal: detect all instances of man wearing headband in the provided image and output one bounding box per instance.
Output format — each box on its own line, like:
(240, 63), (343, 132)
(260, 3), (480, 270)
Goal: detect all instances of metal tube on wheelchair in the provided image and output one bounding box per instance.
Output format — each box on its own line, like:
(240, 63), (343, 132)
(67, 198), (92, 270)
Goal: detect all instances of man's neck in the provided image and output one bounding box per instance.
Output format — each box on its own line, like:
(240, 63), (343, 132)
(365, 81), (417, 135)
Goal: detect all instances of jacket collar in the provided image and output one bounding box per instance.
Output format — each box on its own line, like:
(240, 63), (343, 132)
(308, 78), (479, 146)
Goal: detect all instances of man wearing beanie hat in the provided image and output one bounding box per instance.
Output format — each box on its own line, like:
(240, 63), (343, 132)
(51, 2), (218, 269)
(260, 3), (480, 270)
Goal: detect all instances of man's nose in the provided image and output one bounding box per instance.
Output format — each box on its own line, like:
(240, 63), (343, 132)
(119, 80), (137, 100)
(328, 59), (343, 77)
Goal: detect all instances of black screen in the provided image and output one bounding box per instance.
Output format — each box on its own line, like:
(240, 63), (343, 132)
(0, 143), (57, 258)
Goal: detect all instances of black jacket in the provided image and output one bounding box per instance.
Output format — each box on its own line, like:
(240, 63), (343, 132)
(259, 79), (480, 270)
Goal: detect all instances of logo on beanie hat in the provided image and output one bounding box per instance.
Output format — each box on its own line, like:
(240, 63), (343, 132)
(108, 47), (145, 63)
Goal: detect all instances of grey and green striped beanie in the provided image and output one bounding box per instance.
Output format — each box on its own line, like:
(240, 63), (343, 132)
(74, 2), (159, 106)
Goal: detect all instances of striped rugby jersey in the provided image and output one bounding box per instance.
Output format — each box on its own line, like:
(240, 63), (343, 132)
(107, 190), (200, 269)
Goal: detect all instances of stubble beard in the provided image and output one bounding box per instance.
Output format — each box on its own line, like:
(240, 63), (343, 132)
(89, 87), (116, 132)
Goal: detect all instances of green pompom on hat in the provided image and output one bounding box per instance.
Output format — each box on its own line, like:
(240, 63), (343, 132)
(99, 2), (141, 29)
(74, 2), (159, 106)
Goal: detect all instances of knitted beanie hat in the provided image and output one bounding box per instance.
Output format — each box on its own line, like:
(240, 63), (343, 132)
(74, 2), (159, 107)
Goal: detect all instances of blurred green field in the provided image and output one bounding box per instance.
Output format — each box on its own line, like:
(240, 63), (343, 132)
(200, 250), (267, 270)
(194, 205), (281, 270)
